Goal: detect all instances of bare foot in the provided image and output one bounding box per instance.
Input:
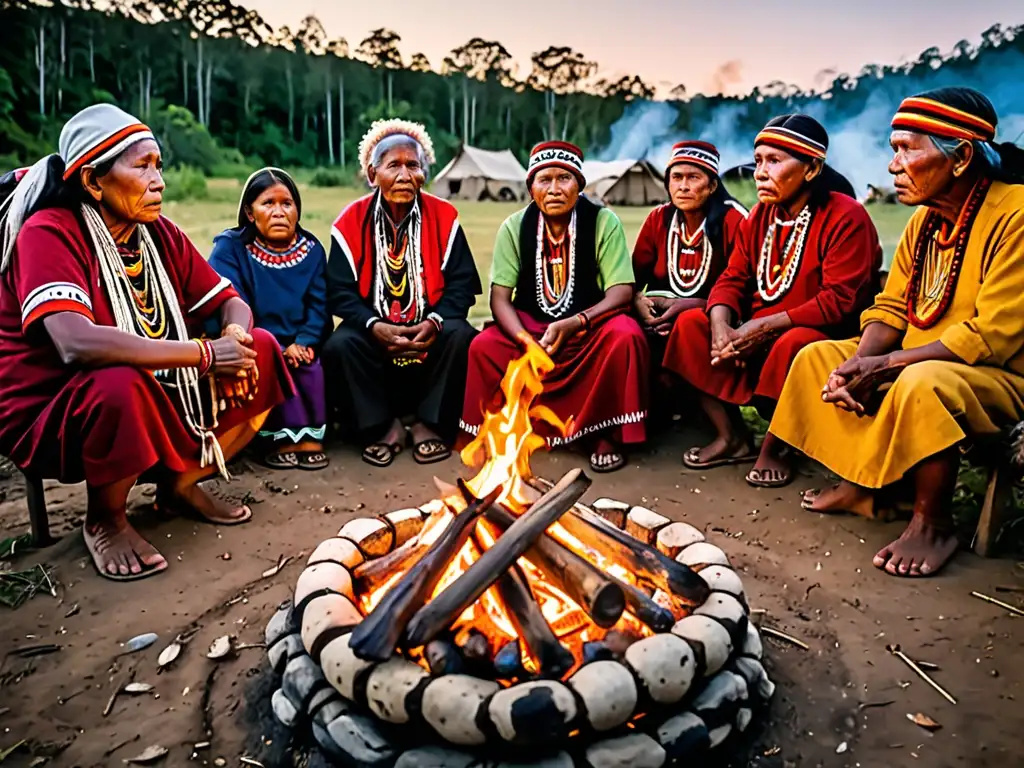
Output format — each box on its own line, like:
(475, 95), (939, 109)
(801, 482), (876, 518)
(873, 514), (959, 577)
(590, 438), (626, 472)
(165, 480), (252, 526)
(83, 518), (167, 580)
(683, 436), (755, 468)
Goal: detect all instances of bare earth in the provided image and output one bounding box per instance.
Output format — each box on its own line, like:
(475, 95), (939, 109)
(0, 425), (1020, 768)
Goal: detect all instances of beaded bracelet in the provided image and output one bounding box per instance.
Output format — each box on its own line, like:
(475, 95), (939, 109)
(193, 338), (215, 378)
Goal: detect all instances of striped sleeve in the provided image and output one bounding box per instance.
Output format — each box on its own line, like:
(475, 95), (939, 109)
(13, 219), (95, 333)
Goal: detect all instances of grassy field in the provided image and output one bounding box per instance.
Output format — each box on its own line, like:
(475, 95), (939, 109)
(165, 178), (914, 324)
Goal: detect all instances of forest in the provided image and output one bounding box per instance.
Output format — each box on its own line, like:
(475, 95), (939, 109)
(0, 0), (1021, 184)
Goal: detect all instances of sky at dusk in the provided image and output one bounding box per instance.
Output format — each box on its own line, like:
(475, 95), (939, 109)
(245, 0), (1023, 96)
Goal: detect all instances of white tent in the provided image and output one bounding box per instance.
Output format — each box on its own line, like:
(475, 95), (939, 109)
(581, 159), (666, 206)
(432, 146), (527, 202)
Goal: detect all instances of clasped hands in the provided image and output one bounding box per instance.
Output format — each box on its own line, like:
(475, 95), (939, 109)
(636, 295), (687, 337)
(212, 322), (259, 409)
(371, 320), (438, 358)
(710, 315), (785, 367)
(820, 353), (905, 415)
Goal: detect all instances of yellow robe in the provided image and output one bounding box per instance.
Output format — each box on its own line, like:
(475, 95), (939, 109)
(769, 181), (1024, 488)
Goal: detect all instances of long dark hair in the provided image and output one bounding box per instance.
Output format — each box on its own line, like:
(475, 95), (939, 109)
(663, 164), (746, 254)
(235, 167), (304, 244)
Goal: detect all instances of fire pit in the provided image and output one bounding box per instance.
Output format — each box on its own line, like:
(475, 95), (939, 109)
(262, 346), (774, 767)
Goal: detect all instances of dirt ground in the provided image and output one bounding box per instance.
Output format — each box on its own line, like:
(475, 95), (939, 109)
(0, 426), (1021, 768)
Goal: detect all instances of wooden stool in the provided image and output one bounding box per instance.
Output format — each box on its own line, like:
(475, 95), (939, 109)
(23, 471), (54, 548)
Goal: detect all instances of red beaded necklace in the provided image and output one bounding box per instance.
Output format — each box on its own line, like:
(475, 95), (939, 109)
(906, 177), (990, 330)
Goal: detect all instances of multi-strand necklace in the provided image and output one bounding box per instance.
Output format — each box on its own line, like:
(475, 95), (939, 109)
(116, 244), (167, 339)
(667, 211), (713, 297)
(756, 205), (812, 303)
(907, 177), (990, 329)
(372, 196), (425, 324)
(535, 209), (577, 318)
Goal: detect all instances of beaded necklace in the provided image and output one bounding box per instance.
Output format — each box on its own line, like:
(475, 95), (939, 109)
(907, 177), (990, 329)
(534, 209), (577, 318)
(666, 210), (712, 298)
(372, 195), (425, 324)
(756, 205), (812, 303)
(246, 235), (312, 270)
(115, 243), (167, 339)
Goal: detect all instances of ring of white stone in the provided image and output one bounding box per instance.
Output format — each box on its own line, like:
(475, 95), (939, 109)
(264, 496), (775, 767)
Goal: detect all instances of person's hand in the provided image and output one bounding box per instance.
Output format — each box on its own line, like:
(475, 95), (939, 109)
(635, 295), (658, 326)
(283, 343), (310, 368)
(730, 316), (783, 357)
(371, 322), (413, 354)
(823, 353), (905, 414)
(710, 318), (741, 365)
(407, 320), (439, 349)
(221, 323), (252, 346)
(209, 335), (257, 375)
(538, 316), (584, 356)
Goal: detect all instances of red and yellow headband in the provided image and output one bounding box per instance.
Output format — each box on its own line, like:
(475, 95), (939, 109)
(754, 126), (827, 160)
(891, 97), (996, 142)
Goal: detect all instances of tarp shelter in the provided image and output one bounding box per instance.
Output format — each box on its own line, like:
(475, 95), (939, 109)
(581, 160), (666, 206)
(432, 146), (527, 202)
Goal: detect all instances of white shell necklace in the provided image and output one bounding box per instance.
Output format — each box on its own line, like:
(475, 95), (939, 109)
(756, 205), (812, 303)
(667, 210), (712, 298)
(534, 209), (577, 318)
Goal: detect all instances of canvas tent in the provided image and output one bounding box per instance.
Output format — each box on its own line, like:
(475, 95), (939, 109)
(581, 159), (666, 206)
(432, 145), (528, 202)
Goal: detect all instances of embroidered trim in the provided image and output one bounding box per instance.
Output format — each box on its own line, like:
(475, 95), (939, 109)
(330, 225), (358, 278)
(246, 236), (313, 269)
(188, 276), (232, 313)
(441, 220), (461, 270)
(460, 410), (647, 447)
(21, 281), (93, 324)
(258, 425), (327, 443)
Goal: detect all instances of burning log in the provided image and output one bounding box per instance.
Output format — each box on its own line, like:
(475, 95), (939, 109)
(350, 487), (501, 662)
(424, 638), (463, 676)
(403, 469), (591, 648)
(352, 536), (426, 594)
(486, 505), (625, 630)
(492, 561), (575, 679)
(617, 579), (676, 633)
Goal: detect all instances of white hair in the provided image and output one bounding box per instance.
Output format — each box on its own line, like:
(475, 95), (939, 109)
(369, 134), (431, 182)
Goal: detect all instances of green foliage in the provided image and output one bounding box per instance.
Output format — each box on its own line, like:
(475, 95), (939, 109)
(309, 167), (350, 187)
(162, 166), (208, 202)
(150, 106), (223, 173)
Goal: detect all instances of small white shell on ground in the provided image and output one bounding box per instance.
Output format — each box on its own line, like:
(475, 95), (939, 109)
(337, 518), (394, 558)
(207, 635), (233, 659)
(123, 682), (154, 694)
(698, 565), (745, 599)
(671, 615), (733, 677)
(694, 593), (748, 638)
(157, 642), (181, 668)
(625, 506), (671, 544)
(383, 508), (425, 546)
(676, 542), (730, 570)
(733, 657), (776, 700)
(295, 562), (355, 606)
(272, 688), (299, 727)
(741, 622), (763, 660)
(624, 634), (696, 705)
(364, 658), (429, 724)
(422, 674), (500, 745)
(488, 680), (578, 743)
(568, 660), (638, 731)
(655, 711), (710, 759)
(583, 732), (667, 768)
(320, 633), (375, 702)
(592, 498), (630, 529)
(307, 537), (364, 569)
(301, 594), (363, 658)
(655, 522), (706, 558)
(708, 723), (732, 749)
(394, 746), (476, 768)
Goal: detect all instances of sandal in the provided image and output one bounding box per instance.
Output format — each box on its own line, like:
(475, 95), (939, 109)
(413, 439), (452, 465)
(259, 451), (298, 470)
(590, 451), (627, 473)
(362, 442), (403, 468)
(155, 486), (253, 527)
(683, 445), (758, 470)
(297, 451), (330, 471)
(84, 527), (169, 583)
(745, 466), (792, 488)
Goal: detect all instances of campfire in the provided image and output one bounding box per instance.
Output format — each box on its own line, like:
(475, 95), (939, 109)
(264, 344), (775, 767)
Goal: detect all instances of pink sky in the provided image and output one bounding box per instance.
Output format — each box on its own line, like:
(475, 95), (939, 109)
(245, 0), (1023, 95)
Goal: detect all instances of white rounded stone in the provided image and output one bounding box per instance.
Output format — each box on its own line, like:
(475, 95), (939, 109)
(272, 688), (298, 727)
(708, 723), (732, 749)
(741, 622), (763, 660)
(265, 601), (297, 647)
(384, 508), (425, 546)
(338, 517), (394, 557)
(733, 657), (776, 700)
(655, 711), (710, 759)
(656, 522), (706, 558)
(422, 674), (500, 745)
(488, 680), (578, 743)
(692, 670), (748, 721)
(301, 593), (363, 657)
(321, 633), (375, 702)
(394, 746), (475, 768)
(568, 660), (638, 731)
(676, 542), (730, 570)
(295, 562), (355, 607)
(694, 593), (747, 637)
(698, 565), (745, 599)
(584, 732), (667, 768)
(325, 711), (396, 767)
(671, 615), (733, 677)
(365, 657), (429, 724)
(268, 633), (304, 674)
(624, 634), (696, 705)
(307, 537), (364, 569)
(736, 707), (753, 732)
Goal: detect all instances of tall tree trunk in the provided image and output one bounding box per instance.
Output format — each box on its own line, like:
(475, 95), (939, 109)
(548, 91), (557, 140)
(449, 95), (455, 135)
(244, 82), (251, 118)
(146, 67), (152, 117)
(89, 27), (95, 83)
(461, 78), (468, 143)
(338, 74), (346, 170)
(286, 64), (294, 138)
(58, 17), (65, 111)
(137, 67), (144, 116)
(387, 71), (393, 111)
(326, 86), (334, 165)
(505, 104), (511, 140)
(35, 21), (45, 117)
(560, 102), (571, 141)
(471, 94), (477, 143)
(182, 47), (189, 107)
(196, 38), (204, 124)
(204, 59), (212, 127)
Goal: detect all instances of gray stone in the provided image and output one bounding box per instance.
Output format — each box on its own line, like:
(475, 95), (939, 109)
(655, 711), (710, 761)
(325, 712), (397, 767)
(732, 657), (776, 701)
(271, 688), (299, 728)
(736, 707), (753, 732)
(708, 723), (732, 749)
(584, 732), (667, 768)
(492, 753), (574, 768)
(267, 633), (304, 674)
(393, 746), (476, 768)
(741, 622), (763, 660)
(691, 670), (748, 727)
(282, 653), (327, 711)
(264, 601), (296, 648)
(308, 686), (350, 729)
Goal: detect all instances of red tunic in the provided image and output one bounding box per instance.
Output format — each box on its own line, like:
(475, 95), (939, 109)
(0, 207), (290, 486)
(663, 191), (882, 405)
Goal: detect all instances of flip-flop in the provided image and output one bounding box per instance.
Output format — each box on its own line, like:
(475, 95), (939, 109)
(362, 442), (403, 468)
(746, 466), (792, 488)
(590, 452), (627, 473)
(682, 446), (759, 470)
(155, 490), (254, 527)
(296, 451), (330, 471)
(259, 451), (298, 470)
(85, 529), (169, 583)
(413, 439), (452, 465)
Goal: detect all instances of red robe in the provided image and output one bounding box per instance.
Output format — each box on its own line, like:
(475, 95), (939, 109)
(0, 207), (290, 486)
(663, 191), (882, 405)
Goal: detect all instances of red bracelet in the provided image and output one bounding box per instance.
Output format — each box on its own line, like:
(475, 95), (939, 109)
(193, 338), (214, 377)
(576, 312), (590, 331)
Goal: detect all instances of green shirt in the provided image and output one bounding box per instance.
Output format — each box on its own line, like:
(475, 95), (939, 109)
(489, 205), (635, 291)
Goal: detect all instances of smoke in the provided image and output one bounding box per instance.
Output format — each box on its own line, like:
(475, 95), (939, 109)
(709, 60), (744, 96)
(595, 42), (1024, 195)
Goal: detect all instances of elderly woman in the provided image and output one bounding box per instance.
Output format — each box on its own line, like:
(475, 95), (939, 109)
(210, 167), (329, 471)
(663, 115), (882, 479)
(0, 104), (289, 581)
(460, 141), (649, 473)
(321, 119), (481, 468)
(762, 87), (1024, 577)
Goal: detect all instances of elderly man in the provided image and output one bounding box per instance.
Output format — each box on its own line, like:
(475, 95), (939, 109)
(460, 141), (649, 473)
(321, 119), (481, 468)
